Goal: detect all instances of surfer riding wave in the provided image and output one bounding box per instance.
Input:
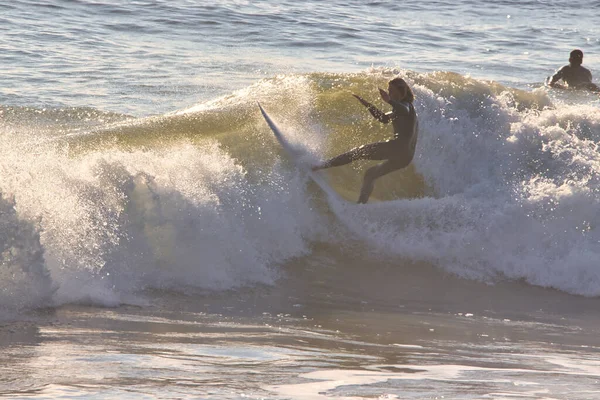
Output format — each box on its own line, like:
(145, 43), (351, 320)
(312, 78), (419, 204)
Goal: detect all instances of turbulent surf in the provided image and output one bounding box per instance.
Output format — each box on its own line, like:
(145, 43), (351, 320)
(1, 70), (600, 318)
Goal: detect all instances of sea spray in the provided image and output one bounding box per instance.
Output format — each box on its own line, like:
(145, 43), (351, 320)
(2, 69), (600, 319)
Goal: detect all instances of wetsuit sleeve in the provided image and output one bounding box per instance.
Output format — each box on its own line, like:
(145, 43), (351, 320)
(366, 104), (391, 124)
(549, 67), (565, 85)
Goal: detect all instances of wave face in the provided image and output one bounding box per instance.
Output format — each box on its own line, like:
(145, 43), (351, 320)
(1, 69), (600, 316)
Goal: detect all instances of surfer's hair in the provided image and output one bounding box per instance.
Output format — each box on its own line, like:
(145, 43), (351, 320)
(390, 78), (415, 103)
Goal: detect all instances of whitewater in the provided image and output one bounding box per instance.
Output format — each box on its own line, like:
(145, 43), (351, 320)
(2, 70), (600, 314)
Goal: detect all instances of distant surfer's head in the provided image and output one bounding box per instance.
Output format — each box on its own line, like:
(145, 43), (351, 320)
(389, 78), (414, 103)
(569, 49), (584, 66)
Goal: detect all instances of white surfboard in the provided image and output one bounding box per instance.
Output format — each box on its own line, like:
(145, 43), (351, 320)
(257, 103), (343, 202)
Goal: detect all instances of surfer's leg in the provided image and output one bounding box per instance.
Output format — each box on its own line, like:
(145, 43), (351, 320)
(357, 160), (404, 204)
(312, 142), (391, 170)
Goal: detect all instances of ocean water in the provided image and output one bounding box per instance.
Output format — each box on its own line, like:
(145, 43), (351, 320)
(2, 1), (600, 399)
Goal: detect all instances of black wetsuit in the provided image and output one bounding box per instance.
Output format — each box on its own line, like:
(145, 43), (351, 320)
(550, 64), (593, 88)
(319, 100), (419, 169)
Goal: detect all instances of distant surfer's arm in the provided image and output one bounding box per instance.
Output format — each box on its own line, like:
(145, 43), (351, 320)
(352, 94), (391, 123)
(586, 82), (600, 92)
(547, 67), (565, 87)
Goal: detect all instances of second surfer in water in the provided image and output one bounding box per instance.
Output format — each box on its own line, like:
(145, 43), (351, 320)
(546, 49), (600, 92)
(312, 77), (419, 204)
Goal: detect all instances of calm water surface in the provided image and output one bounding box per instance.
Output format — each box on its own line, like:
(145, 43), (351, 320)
(2, 0), (599, 115)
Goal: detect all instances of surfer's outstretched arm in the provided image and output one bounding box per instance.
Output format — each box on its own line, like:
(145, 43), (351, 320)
(353, 94), (391, 124)
(547, 67), (564, 87)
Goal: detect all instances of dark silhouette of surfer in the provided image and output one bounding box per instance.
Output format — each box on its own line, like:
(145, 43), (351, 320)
(546, 49), (599, 92)
(312, 78), (419, 204)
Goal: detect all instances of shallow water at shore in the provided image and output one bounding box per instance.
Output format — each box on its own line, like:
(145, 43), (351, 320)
(4, 284), (600, 399)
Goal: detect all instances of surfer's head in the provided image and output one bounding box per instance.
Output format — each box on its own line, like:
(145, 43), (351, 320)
(389, 78), (414, 103)
(569, 49), (584, 66)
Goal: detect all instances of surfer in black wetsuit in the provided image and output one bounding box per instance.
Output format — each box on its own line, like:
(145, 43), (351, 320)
(546, 49), (600, 92)
(312, 78), (418, 204)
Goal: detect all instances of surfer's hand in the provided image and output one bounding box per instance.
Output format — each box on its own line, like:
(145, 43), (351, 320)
(352, 94), (371, 108)
(378, 88), (391, 103)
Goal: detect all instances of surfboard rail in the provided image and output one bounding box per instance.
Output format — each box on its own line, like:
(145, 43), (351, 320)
(257, 103), (344, 203)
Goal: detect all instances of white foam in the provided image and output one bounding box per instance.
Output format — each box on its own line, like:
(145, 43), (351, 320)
(266, 363), (543, 399)
(0, 128), (321, 313)
(329, 75), (600, 296)
(0, 195), (54, 313)
(3, 71), (600, 318)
